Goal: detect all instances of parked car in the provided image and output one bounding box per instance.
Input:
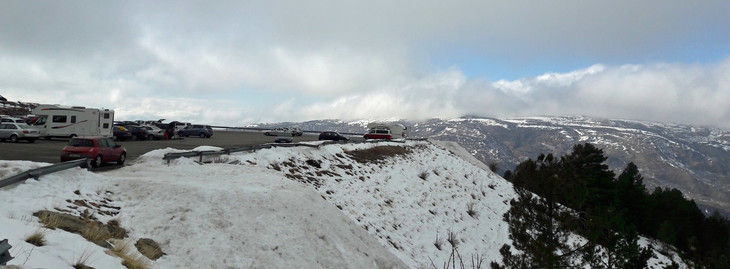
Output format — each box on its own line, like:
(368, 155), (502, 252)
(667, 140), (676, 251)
(124, 125), (148, 140)
(177, 125), (213, 138)
(112, 126), (134, 141)
(274, 132), (293, 143)
(264, 128), (289, 136)
(141, 125), (166, 140)
(290, 127), (303, 136)
(60, 137), (126, 167)
(318, 131), (348, 141)
(0, 122), (40, 143)
(0, 116), (26, 124)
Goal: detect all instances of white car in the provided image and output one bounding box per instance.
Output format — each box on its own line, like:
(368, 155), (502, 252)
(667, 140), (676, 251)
(264, 128), (290, 136)
(0, 122), (40, 143)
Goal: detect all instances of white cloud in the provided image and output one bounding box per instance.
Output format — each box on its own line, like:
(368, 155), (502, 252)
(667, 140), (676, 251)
(2, 1), (729, 128)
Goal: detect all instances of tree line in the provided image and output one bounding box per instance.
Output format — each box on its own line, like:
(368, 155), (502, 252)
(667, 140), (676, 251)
(491, 143), (730, 268)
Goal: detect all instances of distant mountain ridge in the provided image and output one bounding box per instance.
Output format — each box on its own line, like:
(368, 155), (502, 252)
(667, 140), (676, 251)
(250, 116), (730, 216)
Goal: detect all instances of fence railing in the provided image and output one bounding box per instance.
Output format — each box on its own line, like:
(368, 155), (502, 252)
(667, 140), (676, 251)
(0, 159), (90, 189)
(162, 138), (425, 163)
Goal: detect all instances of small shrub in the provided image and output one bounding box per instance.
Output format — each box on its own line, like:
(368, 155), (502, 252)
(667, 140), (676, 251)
(39, 212), (61, 229)
(26, 229), (47, 246)
(447, 230), (459, 248)
(419, 171), (429, 180)
(305, 159), (322, 168)
(434, 232), (444, 250)
(72, 248), (94, 269)
(467, 203), (478, 219)
(108, 241), (150, 269)
(122, 253), (149, 269)
(488, 163), (499, 172)
(82, 223), (110, 244)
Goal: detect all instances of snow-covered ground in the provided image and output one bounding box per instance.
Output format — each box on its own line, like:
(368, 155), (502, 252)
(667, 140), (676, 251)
(0, 140), (685, 268)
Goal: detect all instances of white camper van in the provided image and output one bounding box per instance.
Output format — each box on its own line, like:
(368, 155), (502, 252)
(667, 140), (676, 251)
(31, 105), (114, 139)
(363, 123), (407, 140)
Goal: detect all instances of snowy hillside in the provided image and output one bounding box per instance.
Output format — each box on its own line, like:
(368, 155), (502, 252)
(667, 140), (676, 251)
(252, 116), (730, 216)
(1, 140), (684, 268)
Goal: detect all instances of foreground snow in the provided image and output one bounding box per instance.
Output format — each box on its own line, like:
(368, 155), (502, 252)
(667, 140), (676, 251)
(1, 140), (686, 268)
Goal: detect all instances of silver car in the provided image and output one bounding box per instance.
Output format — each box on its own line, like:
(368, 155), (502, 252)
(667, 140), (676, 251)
(274, 132), (293, 143)
(142, 125), (166, 140)
(0, 122), (40, 143)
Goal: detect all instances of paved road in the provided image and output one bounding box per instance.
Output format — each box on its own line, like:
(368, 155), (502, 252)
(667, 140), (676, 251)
(0, 130), (340, 165)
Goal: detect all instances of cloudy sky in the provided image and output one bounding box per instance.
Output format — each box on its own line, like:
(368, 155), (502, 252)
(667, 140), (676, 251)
(2, 1), (729, 128)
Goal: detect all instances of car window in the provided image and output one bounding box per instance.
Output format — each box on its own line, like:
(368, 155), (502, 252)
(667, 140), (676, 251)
(7, 124), (18, 129)
(69, 139), (94, 147)
(106, 138), (118, 147)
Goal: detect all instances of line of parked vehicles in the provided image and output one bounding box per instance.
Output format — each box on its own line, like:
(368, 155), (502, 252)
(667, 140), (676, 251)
(112, 120), (214, 141)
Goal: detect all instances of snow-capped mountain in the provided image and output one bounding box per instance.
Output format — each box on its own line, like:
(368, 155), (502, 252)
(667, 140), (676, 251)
(253, 116), (730, 216)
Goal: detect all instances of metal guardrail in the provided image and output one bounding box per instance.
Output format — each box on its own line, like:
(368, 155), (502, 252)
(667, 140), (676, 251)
(0, 159), (90, 189)
(162, 138), (426, 163)
(0, 239), (12, 265)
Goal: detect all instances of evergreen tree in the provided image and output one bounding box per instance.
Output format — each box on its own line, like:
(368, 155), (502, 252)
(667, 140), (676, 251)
(492, 154), (580, 268)
(615, 162), (648, 228)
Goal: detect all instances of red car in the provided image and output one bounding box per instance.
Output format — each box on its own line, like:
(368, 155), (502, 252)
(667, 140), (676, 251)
(60, 137), (126, 167)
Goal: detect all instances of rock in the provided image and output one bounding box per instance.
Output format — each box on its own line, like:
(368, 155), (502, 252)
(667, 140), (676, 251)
(135, 238), (166, 260)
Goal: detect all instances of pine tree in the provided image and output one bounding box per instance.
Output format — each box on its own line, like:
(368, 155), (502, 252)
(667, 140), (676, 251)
(615, 162), (648, 228)
(492, 154), (580, 268)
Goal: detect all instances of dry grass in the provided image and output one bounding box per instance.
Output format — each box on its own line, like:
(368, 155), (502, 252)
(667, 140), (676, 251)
(434, 232), (444, 251)
(108, 240), (150, 269)
(39, 212), (62, 229)
(81, 223), (110, 244)
(466, 203), (479, 219)
(72, 248), (95, 269)
(137, 243), (165, 261)
(25, 229), (47, 246)
(345, 146), (410, 164)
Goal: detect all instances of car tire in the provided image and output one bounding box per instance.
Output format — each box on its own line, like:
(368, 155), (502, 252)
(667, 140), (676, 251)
(199, 133), (206, 138)
(9, 134), (18, 143)
(147, 134), (154, 140)
(117, 152), (126, 165)
(92, 155), (102, 168)
(70, 134), (77, 138)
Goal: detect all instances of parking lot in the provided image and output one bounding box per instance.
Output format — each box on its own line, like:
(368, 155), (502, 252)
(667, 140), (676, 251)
(0, 130), (359, 165)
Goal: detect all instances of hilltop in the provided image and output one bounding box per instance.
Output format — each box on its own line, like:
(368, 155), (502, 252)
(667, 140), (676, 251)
(0, 140), (683, 268)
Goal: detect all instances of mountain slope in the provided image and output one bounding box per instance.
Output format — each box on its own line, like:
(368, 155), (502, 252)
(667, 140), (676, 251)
(0, 140), (685, 268)
(255, 116), (730, 216)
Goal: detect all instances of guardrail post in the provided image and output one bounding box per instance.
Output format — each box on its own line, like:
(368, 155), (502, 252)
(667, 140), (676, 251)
(0, 239), (13, 265)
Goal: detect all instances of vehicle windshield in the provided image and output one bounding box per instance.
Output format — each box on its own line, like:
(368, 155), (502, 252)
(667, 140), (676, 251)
(68, 139), (94, 147)
(33, 115), (47, 125)
(278, 133), (292, 137)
